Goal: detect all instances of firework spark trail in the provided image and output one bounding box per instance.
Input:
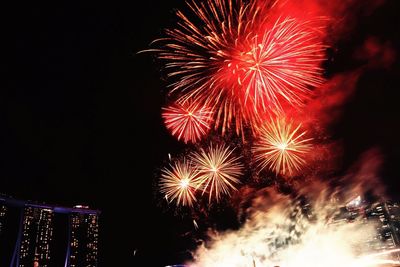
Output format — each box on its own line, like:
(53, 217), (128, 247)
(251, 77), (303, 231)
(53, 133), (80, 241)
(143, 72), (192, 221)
(150, 0), (326, 136)
(162, 101), (213, 143)
(159, 159), (199, 206)
(252, 117), (312, 176)
(190, 143), (244, 203)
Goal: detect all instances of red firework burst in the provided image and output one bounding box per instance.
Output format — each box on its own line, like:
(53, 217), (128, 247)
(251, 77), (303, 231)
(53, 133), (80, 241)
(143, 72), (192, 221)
(152, 0), (326, 135)
(162, 101), (213, 143)
(226, 17), (326, 113)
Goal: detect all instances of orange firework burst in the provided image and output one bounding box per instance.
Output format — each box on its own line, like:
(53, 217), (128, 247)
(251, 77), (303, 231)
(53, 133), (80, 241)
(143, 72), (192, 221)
(190, 143), (244, 202)
(162, 101), (213, 143)
(150, 0), (325, 135)
(159, 159), (198, 206)
(252, 118), (312, 176)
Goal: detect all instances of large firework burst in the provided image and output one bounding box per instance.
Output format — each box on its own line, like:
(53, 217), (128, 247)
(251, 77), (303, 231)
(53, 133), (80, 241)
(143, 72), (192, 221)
(252, 118), (312, 176)
(190, 143), (244, 202)
(159, 159), (199, 206)
(152, 0), (325, 135)
(162, 101), (213, 143)
(229, 17), (325, 112)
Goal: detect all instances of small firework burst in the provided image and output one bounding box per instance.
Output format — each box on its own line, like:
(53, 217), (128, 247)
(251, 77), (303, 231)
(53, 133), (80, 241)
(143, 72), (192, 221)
(252, 118), (312, 176)
(190, 143), (244, 202)
(162, 101), (213, 143)
(159, 159), (199, 206)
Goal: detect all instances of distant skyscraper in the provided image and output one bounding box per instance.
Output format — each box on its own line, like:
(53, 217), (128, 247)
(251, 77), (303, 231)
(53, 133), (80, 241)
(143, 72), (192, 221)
(0, 204), (6, 236)
(0, 196), (100, 267)
(69, 211), (99, 267)
(18, 207), (54, 267)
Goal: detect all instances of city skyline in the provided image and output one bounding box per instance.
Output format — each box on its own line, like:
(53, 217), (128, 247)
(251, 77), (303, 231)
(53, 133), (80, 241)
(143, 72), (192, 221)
(2, 0), (400, 266)
(0, 196), (100, 267)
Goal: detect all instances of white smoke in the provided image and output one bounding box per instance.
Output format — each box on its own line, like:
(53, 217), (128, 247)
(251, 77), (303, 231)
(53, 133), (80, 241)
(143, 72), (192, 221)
(188, 187), (383, 267)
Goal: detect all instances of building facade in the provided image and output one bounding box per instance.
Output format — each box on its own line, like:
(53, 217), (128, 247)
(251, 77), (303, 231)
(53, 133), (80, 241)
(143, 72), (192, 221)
(69, 212), (99, 267)
(0, 197), (100, 267)
(18, 207), (54, 267)
(0, 204), (7, 236)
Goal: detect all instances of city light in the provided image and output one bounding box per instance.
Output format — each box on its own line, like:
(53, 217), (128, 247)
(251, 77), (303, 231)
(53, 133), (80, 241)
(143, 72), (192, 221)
(0, 197), (100, 267)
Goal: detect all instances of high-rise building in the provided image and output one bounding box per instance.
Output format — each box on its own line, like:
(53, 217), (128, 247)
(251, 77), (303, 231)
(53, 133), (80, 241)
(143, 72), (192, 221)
(18, 207), (54, 267)
(69, 212), (99, 267)
(0, 204), (7, 236)
(0, 196), (100, 267)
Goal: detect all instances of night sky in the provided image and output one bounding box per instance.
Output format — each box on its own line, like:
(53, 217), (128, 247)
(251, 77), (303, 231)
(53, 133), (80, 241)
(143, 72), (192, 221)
(2, 1), (400, 266)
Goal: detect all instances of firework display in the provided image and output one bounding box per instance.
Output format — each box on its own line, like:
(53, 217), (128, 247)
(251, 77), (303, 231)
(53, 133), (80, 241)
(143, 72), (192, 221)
(150, 0), (325, 206)
(190, 143), (244, 203)
(162, 101), (213, 144)
(146, 0), (398, 266)
(159, 159), (198, 206)
(152, 0), (325, 136)
(252, 118), (312, 176)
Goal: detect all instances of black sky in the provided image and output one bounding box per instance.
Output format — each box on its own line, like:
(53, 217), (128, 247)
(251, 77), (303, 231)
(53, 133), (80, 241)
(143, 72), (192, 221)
(2, 1), (400, 266)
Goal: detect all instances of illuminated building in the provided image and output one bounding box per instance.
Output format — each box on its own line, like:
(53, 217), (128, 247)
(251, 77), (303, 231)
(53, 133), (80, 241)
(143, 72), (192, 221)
(0, 204), (6, 236)
(18, 207), (54, 267)
(0, 196), (100, 267)
(67, 209), (99, 267)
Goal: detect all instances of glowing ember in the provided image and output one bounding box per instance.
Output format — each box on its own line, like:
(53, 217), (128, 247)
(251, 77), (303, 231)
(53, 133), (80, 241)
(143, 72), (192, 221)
(180, 178), (190, 188)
